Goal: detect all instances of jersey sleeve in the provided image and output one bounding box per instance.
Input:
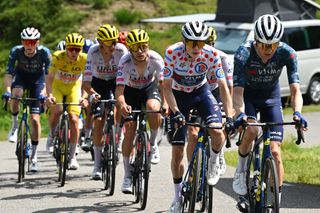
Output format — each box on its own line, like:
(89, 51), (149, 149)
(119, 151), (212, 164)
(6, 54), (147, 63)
(152, 51), (165, 82)
(116, 55), (128, 86)
(233, 45), (250, 88)
(221, 53), (233, 87)
(83, 48), (94, 82)
(208, 49), (224, 82)
(163, 48), (174, 80)
(43, 47), (52, 75)
(284, 46), (300, 84)
(48, 51), (60, 74)
(6, 46), (18, 75)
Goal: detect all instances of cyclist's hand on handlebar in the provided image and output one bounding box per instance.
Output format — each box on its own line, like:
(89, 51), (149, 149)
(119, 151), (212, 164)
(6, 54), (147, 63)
(121, 104), (132, 117)
(293, 111), (308, 130)
(89, 93), (101, 103)
(46, 95), (56, 106)
(234, 112), (247, 129)
(2, 91), (11, 101)
(225, 117), (235, 134)
(173, 111), (185, 128)
(38, 95), (47, 103)
(161, 102), (169, 115)
(80, 97), (89, 108)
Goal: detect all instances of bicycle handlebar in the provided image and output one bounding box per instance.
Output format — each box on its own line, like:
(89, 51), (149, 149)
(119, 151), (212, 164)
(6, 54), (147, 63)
(3, 96), (43, 111)
(236, 120), (305, 146)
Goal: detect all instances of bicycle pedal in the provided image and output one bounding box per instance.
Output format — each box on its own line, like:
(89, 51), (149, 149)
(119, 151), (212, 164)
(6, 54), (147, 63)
(236, 195), (249, 213)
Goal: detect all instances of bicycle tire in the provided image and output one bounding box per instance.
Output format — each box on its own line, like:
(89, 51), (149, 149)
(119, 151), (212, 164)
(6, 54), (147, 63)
(262, 157), (279, 213)
(139, 132), (150, 210)
(61, 119), (69, 187)
(17, 120), (27, 183)
(133, 135), (140, 204)
(201, 143), (213, 213)
(105, 125), (117, 196)
(189, 148), (201, 212)
(246, 151), (255, 212)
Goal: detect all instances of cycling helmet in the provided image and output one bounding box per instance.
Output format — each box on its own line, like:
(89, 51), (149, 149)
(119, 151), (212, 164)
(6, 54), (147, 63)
(254, 14), (283, 44)
(65, 33), (84, 47)
(182, 21), (209, 41)
(207, 26), (217, 43)
(83, 39), (94, 53)
(97, 24), (119, 41)
(21, 27), (40, 40)
(56, 40), (66, 50)
(126, 29), (149, 46)
(118, 31), (129, 46)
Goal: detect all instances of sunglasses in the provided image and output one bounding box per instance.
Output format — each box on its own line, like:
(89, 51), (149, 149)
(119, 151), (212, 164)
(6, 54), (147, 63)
(256, 42), (279, 51)
(67, 46), (82, 53)
(103, 40), (117, 47)
(129, 43), (149, 52)
(22, 40), (38, 46)
(185, 40), (206, 49)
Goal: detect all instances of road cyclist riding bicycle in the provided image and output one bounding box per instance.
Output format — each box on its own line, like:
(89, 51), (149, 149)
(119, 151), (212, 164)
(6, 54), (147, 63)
(2, 27), (51, 172)
(115, 29), (167, 194)
(82, 24), (128, 180)
(46, 33), (87, 171)
(162, 20), (234, 213)
(232, 14), (308, 208)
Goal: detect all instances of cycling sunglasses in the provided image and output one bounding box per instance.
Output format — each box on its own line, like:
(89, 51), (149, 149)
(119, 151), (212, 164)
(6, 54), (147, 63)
(103, 40), (117, 47)
(256, 42), (279, 51)
(185, 40), (206, 49)
(129, 43), (149, 52)
(22, 39), (38, 46)
(67, 46), (82, 53)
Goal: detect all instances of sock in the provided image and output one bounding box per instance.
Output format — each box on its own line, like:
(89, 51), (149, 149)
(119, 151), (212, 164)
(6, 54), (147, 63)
(31, 140), (39, 159)
(236, 151), (249, 173)
(123, 156), (131, 178)
(210, 148), (220, 163)
(12, 112), (19, 130)
(173, 177), (182, 202)
(93, 146), (103, 168)
(70, 143), (77, 159)
(85, 128), (92, 138)
(150, 129), (158, 146)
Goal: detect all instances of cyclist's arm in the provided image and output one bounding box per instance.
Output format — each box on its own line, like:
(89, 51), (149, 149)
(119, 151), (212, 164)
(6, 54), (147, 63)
(233, 86), (245, 117)
(162, 78), (179, 113)
(217, 78), (233, 118)
(4, 74), (12, 93)
(289, 83), (303, 113)
(45, 72), (55, 98)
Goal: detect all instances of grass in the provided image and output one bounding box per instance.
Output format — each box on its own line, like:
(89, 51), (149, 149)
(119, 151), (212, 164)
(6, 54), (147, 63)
(282, 104), (320, 115)
(224, 138), (320, 185)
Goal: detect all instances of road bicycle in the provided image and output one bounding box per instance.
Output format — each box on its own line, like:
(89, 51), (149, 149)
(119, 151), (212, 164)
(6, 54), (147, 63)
(99, 99), (118, 196)
(180, 121), (230, 213)
(125, 109), (162, 210)
(52, 98), (82, 187)
(4, 96), (42, 183)
(236, 121), (304, 213)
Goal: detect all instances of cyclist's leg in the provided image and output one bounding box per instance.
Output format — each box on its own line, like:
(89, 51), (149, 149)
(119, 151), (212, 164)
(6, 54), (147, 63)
(260, 105), (284, 202)
(186, 125), (199, 162)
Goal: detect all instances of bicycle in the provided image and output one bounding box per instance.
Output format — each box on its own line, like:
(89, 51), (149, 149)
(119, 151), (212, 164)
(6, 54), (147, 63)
(124, 109), (162, 210)
(99, 99), (118, 196)
(236, 121), (304, 213)
(52, 98), (82, 187)
(4, 96), (42, 183)
(180, 121), (230, 213)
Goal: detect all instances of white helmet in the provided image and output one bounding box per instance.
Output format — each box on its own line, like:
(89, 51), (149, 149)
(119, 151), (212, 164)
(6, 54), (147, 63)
(254, 14), (283, 44)
(21, 27), (40, 40)
(56, 40), (66, 50)
(182, 21), (209, 41)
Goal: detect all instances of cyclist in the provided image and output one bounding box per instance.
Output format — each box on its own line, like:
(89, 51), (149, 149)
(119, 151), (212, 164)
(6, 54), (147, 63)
(46, 33), (87, 170)
(163, 21), (234, 212)
(186, 26), (234, 176)
(82, 24), (128, 180)
(2, 27), (51, 172)
(115, 29), (166, 193)
(118, 31), (129, 48)
(232, 14), (308, 204)
(56, 40), (66, 51)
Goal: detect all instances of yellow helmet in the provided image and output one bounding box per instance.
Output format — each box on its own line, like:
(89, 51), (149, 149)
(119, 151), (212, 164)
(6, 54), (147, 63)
(97, 24), (119, 41)
(65, 33), (84, 47)
(207, 26), (217, 44)
(126, 29), (149, 46)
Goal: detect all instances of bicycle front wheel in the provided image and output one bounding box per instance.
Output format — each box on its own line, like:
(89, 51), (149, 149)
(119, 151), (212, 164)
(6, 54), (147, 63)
(246, 151), (256, 212)
(262, 157), (279, 213)
(105, 125), (117, 196)
(188, 148), (201, 213)
(201, 143), (212, 213)
(60, 119), (69, 187)
(17, 120), (27, 183)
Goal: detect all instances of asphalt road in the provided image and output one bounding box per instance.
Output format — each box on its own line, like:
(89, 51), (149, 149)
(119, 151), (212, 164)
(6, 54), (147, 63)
(0, 136), (319, 213)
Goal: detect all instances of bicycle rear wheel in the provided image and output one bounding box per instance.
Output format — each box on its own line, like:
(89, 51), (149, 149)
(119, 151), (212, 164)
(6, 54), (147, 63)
(262, 157), (279, 213)
(104, 125), (116, 196)
(17, 120), (27, 183)
(60, 119), (69, 187)
(188, 148), (201, 212)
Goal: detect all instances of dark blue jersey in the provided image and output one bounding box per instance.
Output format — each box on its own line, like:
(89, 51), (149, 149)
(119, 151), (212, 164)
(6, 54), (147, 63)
(6, 45), (51, 82)
(233, 41), (299, 92)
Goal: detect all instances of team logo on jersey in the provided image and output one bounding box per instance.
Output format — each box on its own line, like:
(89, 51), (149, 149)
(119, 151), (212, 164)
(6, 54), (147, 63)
(163, 68), (172, 77)
(194, 62), (207, 73)
(215, 69), (225, 78)
(179, 62), (187, 68)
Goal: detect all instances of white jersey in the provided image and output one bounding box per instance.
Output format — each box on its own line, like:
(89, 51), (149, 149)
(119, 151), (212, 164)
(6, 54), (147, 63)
(163, 42), (224, 93)
(116, 50), (164, 89)
(207, 49), (233, 91)
(83, 43), (128, 82)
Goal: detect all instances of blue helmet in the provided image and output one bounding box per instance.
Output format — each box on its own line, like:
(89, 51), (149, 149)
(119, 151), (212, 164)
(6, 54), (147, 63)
(83, 39), (94, 53)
